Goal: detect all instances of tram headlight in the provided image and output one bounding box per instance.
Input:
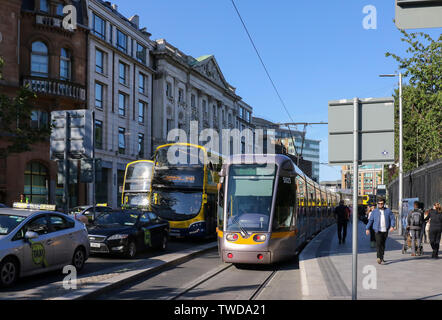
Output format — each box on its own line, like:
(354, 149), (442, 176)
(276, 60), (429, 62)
(226, 233), (239, 241)
(253, 234), (267, 242)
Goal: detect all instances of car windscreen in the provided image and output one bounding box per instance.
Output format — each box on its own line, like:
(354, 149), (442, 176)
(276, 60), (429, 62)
(0, 215), (26, 235)
(94, 211), (138, 227)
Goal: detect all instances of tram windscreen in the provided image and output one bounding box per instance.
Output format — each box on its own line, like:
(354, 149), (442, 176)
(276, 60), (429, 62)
(225, 164), (276, 232)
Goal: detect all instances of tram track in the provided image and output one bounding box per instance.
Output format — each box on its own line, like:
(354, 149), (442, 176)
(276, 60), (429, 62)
(169, 261), (280, 300)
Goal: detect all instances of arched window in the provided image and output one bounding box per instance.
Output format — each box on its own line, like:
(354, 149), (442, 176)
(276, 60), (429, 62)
(24, 162), (49, 204)
(60, 48), (71, 80)
(31, 41), (49, 77)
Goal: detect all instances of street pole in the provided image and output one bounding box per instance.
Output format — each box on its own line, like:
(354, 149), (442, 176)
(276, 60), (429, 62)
(398, 73), (403, 236)
(63, 112), (70, 214)
(92, 111), (96, 220)
(352, 97), (359, 300)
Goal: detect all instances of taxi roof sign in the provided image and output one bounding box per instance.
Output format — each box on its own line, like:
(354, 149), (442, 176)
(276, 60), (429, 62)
(96, 203), (108, 207)
(13, 202), (56, 211)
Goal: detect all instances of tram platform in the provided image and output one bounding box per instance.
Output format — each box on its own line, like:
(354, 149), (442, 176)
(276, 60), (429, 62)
(299, 221), (442, 300)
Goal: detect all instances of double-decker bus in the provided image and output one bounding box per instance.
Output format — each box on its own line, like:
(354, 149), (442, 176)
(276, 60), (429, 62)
(151, 143), (224, 238)
(121, 160), (154, 208)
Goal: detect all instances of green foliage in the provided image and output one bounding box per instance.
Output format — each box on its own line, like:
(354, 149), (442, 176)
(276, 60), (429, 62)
(0, 57), (52, 158)
(386, 30), (442, 178)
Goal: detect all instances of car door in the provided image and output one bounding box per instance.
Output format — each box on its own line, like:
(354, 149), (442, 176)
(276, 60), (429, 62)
(138, 213), (153, 249)
(48, 214), (76, 266)
(147, 212), (163, 247)
(17, 214), (55, 274)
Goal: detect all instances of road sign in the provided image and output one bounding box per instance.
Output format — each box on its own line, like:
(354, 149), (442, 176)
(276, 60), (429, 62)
(328, 97), (395, 165)
(395, 0), (442, 29)
(50, 110), (93, 160)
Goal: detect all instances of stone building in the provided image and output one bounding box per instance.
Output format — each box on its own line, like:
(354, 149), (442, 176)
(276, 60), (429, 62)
(0, 0), (88, 207)
(152, 39), (254, 155)
(87, 0), (155, 207)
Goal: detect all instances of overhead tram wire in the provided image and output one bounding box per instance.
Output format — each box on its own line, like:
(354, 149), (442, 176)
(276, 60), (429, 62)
(230, 0), (300, 158)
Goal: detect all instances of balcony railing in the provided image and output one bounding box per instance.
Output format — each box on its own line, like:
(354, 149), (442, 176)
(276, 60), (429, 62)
(23, 76), (86, 101)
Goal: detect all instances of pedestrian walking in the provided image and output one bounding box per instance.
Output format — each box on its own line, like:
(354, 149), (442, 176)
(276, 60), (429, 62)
(335, 200), (349, 244)
(367, 205), (376, 248)
(425, 203), (442, 259)
(422, 209), (431, 244)
(365, 198), (396, 264)
(406, 201), (424, 256)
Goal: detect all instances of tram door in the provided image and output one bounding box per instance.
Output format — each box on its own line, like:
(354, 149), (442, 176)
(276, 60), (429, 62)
(271, 176), (297, 259)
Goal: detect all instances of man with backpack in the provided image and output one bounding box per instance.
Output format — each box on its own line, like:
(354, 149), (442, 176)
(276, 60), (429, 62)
(407, 201), (424, 256)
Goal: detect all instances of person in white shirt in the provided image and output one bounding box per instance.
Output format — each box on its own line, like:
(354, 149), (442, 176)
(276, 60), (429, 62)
(366, 199), (396, 264)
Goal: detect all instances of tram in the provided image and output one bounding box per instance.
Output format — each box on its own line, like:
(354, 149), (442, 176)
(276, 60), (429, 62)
(217, 154), (340, 264)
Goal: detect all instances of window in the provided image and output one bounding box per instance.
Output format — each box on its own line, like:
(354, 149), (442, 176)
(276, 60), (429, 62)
(139, 73), (147, 94)
(25, 215), (49, 236)
(56, 3), (64, 16)
(178, 88), (184, 103)
(136, 43), (146, 64)
(93, 13), (106, 40)
(118, 93), (126, 116)
(30, 111), (49, 129)
(272, 176), (295, 231)
(117, 29), (127, 53)
(49, 215), (74, 232)
(24, 162), (49, 204)
(138, 101), (145, 123)
(60, 48), (71, 80)
(166, 82), (172, 97)
(95, 49), (104, 73)
(118, 127), (125, 154)
(31, 41), (48, 77)
(138, 133), (144, 157)
(95, 119), (103, 149)
(40, 0), (49, 13)
(95, 83), (103, 109)
(191, 94), (196, 108)
(119, 62), (127, 85)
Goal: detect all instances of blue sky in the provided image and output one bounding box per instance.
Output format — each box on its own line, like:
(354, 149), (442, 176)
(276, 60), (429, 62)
(113, 0), (440, 182)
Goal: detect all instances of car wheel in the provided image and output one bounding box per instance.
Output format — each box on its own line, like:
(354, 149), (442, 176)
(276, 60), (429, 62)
(127, 241), (137, 258)
(72, 247), (86, 271)
(0, 258), (19, 288)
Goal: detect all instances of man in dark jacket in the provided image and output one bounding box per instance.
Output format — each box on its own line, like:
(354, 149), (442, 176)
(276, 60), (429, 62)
(366, 198), (396, 264)
(335, 200), (349, 244)
(406, 201), (424, 256)
(424, 203), (442, 259)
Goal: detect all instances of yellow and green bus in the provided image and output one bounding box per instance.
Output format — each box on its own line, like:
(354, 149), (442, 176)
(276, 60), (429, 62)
(151, 143), (224, 238)
(121, 160), (154, 208)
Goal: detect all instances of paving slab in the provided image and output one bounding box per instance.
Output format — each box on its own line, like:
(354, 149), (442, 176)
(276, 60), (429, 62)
(299, 221), (442, 300)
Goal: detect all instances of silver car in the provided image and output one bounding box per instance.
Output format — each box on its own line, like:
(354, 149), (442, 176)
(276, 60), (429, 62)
(0, 207), (90, 287)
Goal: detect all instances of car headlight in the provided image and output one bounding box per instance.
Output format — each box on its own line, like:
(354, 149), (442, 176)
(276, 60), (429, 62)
(107, 234), (129, 240)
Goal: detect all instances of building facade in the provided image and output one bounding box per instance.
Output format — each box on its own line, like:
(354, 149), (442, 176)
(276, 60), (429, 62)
(252, 117), (320, 181)
(341, 164), (383, 196)
(87, 0), (155, 208)
(152, 39), (254, 155)
(0, 0), (88, 207)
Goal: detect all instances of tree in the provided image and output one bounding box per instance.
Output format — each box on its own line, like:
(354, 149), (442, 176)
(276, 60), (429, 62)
(385, 30), (442, 180)
(0, 56), (52, 158)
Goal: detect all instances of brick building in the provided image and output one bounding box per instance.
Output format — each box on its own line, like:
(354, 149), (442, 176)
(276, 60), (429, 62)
(0, 0), (89, 207)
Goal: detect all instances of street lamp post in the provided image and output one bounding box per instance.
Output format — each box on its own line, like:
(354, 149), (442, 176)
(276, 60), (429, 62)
(379, 73), (403, 235)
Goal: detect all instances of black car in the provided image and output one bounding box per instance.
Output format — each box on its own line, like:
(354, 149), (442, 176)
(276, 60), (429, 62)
(87, 209), (169, 258)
